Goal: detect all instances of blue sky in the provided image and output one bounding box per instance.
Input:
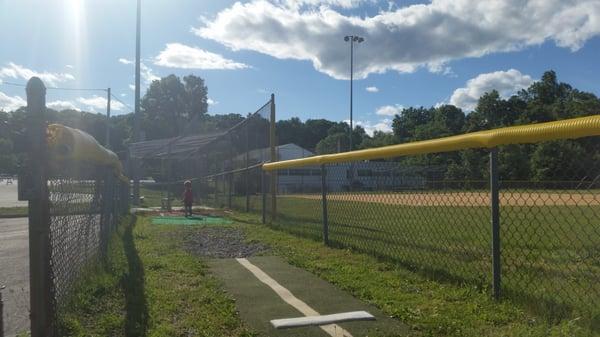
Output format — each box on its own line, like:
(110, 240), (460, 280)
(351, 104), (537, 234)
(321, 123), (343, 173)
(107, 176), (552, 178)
(0, 0), (599, 135)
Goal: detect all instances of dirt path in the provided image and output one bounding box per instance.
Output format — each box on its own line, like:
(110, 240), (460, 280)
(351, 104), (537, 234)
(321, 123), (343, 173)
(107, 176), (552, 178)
(285, 192), (600, 206)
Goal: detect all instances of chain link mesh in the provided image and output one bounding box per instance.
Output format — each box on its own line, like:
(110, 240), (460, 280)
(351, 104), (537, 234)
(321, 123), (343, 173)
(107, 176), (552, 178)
(266, 138), (600, 324)
(47, 170), (128, 330)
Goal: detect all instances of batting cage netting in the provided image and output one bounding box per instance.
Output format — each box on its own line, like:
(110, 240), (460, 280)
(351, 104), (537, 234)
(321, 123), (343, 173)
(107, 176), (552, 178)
(129, 95), (276, 220)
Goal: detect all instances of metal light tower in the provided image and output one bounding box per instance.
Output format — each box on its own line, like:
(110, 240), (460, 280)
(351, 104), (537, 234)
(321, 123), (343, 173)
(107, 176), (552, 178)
(344, 35), (364, 152)
(132, 0), (141, 204)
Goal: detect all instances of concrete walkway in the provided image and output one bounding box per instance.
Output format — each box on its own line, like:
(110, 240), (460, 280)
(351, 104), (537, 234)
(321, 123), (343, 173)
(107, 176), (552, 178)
(0, 217), (30, 337)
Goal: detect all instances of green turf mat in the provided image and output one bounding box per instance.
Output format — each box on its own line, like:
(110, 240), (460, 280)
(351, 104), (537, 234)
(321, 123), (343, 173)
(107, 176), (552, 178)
(151, 216), (233, 225)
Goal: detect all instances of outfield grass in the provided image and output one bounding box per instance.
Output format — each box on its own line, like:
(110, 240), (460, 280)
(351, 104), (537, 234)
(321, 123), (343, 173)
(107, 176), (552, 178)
(57, 215), (254, 337)
(257, 194), (600, 331)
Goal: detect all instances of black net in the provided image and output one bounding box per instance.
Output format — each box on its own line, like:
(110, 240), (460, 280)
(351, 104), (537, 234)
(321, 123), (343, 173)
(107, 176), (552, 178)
(136, 98), (275, 219)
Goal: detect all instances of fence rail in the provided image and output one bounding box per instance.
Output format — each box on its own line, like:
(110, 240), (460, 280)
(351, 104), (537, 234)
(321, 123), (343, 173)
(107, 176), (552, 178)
(16, 77), (129, 337)
(260, 114), (600, 328)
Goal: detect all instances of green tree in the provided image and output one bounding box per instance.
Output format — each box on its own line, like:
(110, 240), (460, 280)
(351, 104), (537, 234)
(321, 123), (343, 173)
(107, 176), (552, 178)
(359, 131), (396, 149)
(316, 132), (347, 154)
(141, 74), (208, 140)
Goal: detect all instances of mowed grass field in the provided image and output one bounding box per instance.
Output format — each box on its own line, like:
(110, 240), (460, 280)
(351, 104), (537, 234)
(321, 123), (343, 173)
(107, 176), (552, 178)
(251, 191), (600, 329)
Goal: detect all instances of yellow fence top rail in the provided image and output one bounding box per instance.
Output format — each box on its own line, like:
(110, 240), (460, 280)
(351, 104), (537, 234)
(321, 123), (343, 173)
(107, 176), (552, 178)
(47, 124), (128, 181)
(263, 114), (600, 171)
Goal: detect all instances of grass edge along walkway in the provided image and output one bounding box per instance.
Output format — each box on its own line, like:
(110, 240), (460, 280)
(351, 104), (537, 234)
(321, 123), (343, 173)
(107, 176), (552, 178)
(56, 215), (255, 337)
(232, 213), (595, 337)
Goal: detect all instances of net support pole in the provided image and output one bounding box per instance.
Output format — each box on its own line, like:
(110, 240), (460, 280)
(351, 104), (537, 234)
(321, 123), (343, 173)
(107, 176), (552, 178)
(261, 169), (266, 224)
(321, 164), (329, 245)
(1, 285), (5, 337)
(25, 77), (54, 337)
(105, 87), (111, 148)
(490, 148), (501, 300)
(245, 127), (250, 212)
(228, 172), (233, 209)
(166, 142), (172, 211)
(269, 94), (277, 221)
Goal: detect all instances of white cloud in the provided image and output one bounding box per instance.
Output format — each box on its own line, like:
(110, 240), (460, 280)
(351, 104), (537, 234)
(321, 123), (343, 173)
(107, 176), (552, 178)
(278, 0), (373, 9)
(154, 43), (249, 70)
(120, 93), (127, 97)
(48, 100), (80, 111)
(65, 64), (74, 69)
(118, 58), (133, 65)
(121, 58), (159, 89)
(366, 86), (379, 93)
(375, 104), (404, 116)
(196, 0), (600, 79)
(0, 91), (26, 111)
(77, 96), (125, 112)
(141, 63), (160, 83)
(346, 118), (392, 136)
(0, 62), (74, 86)
(449, 69), (534, 111)
(207, 98), (218, 105)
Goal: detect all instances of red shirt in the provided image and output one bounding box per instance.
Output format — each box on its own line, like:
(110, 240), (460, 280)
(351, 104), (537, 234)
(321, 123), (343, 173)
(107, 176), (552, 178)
(183, 189), (193, 204)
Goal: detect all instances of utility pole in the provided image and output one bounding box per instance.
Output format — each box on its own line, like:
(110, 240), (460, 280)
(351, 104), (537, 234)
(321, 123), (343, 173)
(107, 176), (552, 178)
(132, 0), (141, 204)
(105, 88), (111, 148)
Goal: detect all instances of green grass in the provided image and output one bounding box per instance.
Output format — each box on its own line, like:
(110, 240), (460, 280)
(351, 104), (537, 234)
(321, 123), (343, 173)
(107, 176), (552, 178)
(236, 194), (600, 332)
(231, 215), (595, 337)
(57, 215), (254, 337)
(138, 186), (183, 208)
(0, 206), (28, 217)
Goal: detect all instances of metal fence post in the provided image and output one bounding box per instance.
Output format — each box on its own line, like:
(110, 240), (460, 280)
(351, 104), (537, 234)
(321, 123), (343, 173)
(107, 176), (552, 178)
(490, 148), (501, 300)
(321, 164), (329, 245)
(24, 77), (54, 337)
(1, 284), (5, 337)
(228, 173), (233, 209)
(261, 169), (266, 224)
(269, 94), (277, 221)
(245, 168), (250, 212)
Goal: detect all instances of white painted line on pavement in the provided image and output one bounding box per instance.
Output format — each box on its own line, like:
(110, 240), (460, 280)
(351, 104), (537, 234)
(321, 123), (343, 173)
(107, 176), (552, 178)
(236, 258), (353, 337)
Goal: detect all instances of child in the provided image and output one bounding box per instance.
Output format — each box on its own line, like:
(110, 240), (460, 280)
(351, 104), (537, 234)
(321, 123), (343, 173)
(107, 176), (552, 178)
(182, 180), (193, 217)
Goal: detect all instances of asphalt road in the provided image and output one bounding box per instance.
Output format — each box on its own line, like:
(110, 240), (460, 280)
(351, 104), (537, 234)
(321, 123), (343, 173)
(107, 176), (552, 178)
(0, 180), (27, 208)
(0, 217), (29, 337)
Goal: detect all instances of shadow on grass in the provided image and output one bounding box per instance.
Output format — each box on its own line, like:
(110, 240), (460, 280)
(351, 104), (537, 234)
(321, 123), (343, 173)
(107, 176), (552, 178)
(121, 216), (149, 337)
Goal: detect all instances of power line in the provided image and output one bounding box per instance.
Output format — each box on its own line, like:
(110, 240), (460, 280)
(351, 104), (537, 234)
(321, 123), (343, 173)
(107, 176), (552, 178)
(0, 80), (106, 92)
(0, 81), (26, 87)
(110, 93), (134, 112)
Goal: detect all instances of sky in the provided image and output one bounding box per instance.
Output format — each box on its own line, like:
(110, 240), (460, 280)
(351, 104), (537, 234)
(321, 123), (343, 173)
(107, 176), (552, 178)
(0, 0), (599, 135)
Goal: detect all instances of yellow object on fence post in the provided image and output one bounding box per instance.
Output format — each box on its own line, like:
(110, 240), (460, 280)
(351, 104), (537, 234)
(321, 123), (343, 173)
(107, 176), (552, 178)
(46, 124), (127, 182)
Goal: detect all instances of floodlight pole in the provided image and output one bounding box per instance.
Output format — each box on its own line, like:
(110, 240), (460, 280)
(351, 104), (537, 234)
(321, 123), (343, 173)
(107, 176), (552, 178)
(344, 35), (363, 190)
(132, 0), (142, 204)
(105, 88), (111, 148)
(344, 35), (363, 152)
(349, 38), (354, 152)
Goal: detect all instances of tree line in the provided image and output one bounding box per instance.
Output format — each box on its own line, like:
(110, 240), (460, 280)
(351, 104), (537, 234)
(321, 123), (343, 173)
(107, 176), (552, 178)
(1, 70), (599, 183)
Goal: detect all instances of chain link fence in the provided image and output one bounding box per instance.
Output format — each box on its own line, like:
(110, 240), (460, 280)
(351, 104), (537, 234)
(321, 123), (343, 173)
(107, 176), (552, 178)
(48, 173), (128, 314)
(262, 119), (600, 329)
(14, 77), (130, 337)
